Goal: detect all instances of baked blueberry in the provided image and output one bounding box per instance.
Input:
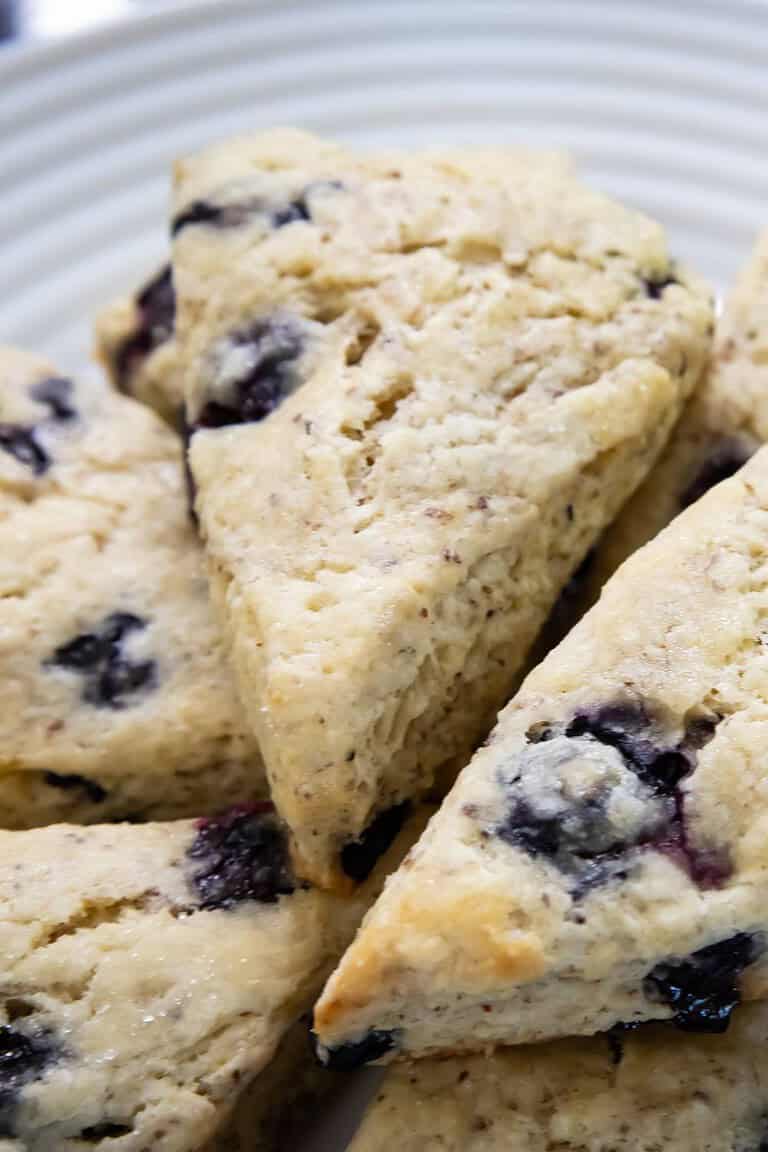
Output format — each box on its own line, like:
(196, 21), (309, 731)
(172, 181), (343, 237)
(643, 270), (680, 299)
(48, 612), (156, 710)
(340, 802), (410, 882)
(171, 198), (263, 237)
(0, 424), (49, 475)
(271, 197), (311, 228)
(43, 772), (107, 805)
(565, 702), (690, 796)
(195, 317), (305, 429)
(188, 804), (296, 909)
(644, 933), (760, 1032)
(114, 265), (176, 392)
(680, 443), (752, 509)
(497, 765), (661, 898)
(506, 703), (727, 895)
(79, 1122), (133, 1141)
(319, 1028), (399, 1069)
(29, 377), (77, 422)
(0, 1023), (59, 1138)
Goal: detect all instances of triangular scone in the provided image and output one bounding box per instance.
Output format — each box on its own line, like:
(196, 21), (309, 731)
(528, 228), (768, 659)
(583, 228), (768, 603)
(0, 806), (417, 1149)
(95, 264), (182, 425)
(0, 347), (264, 826)
(348, 1007), (768, 1152)
(315, 447), (768, 1061)
(173, 128), (712, 888)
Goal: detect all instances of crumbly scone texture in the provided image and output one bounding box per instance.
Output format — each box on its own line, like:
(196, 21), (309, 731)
(94, 265), (183, 425)
(0, 814), (368, 1152)
(173, 128), (712, 888)
(584, 228), (768, 602)
(0, 346), (265, 827)
(348, 1006), (768, 1152)
(315, 447), (768, 1059)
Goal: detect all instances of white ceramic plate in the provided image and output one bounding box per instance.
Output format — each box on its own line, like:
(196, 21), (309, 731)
(2, 0), (768, 381)
(1, 1), (767, 1147)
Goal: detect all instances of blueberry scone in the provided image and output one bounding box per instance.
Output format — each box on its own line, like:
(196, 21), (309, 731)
(0, 805), (399, 1150)
(0, 346), (264, 827)
(348, 1007), (768, 1152)
(315, 446), (768, 1061)
(527, 228), (768, 661)
(95, 264), (182, 425)
(583, 227), (768, 602)
(172, 128), (712, 888)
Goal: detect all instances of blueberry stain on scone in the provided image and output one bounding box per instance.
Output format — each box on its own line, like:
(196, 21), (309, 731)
(187, 804), (296, 909)
(29, 377), (77, 422)
(340, 802), (411, 882)
(172, 180), (343, 237)
(0, 424), (50, 474)
(78, 1121), (133, 1140)
(680, 442), (752, 509)
(43, 772), (107, 805)
(562, 702), (693, 796)
(644, 933), (761, 1032)
(492, 700), (726, 895)
(0, 1023), (60, 1138)
(0, 377), (79, 476)
(319, 1027), (400, 1070)
(48, 612), (157, 710)
(642, 268), (681, 298)
(114, 265), (176, 393)
(194, 316), (305, 429)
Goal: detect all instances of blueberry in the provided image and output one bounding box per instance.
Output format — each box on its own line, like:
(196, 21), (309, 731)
(52, 630), (106, 669)
(498, 797), (562, 858)
(172, 181), (343, 238)
(564, 704), (729, 887)
(271, 198), (311, 228)
(680, 444), (751, 509)
(565, 702), (689, 796)
(48, 612), (156, 710)
(643, 270), (680, 298)
(508, 702), (728, 895)
(271, 181), (344, 228)
(318, 1028), (399, 1070)
(644, 933), (760, 1032)
(187, 804), (296, 909)
(79, 1122), (133, 1141)
(498, 786), (648, 899)
(171, 198), (260, 237)
(0, 378), (78, 477)
(114, 265), (176, 393)
(0, 1023), (59, 1138)
(29, 377), (77, 422)
(0, 424), (49, 475)
(43, 773), (107, 805)
(101, 612), (145, 646)
(194, 317), (304, 429)
(340, 802), (410, 882)
(85, 656), (156, 710)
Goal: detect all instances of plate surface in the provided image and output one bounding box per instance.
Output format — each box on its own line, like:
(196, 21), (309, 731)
(0, 1), (767, 1148)
(1, 0), (768, 378)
